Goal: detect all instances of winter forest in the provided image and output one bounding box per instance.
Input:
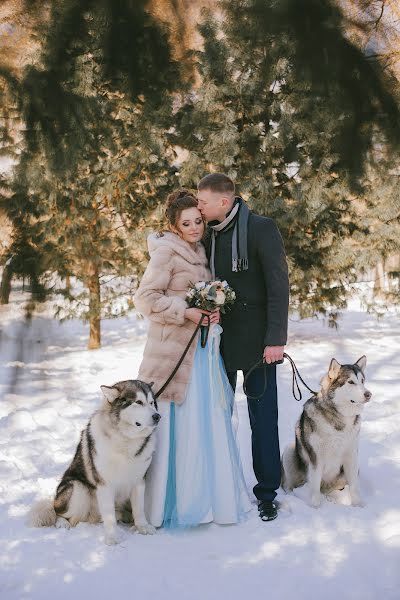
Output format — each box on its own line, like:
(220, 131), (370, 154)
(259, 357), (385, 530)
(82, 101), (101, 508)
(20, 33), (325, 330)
(0, 1), (399, 599)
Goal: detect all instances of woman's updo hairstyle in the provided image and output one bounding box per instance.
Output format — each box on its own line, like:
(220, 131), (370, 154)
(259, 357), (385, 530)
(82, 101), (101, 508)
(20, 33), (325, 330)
(165, 189), (199, 230)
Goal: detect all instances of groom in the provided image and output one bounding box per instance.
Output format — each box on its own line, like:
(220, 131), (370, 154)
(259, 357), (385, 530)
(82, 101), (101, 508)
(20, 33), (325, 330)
(197, 173), (289, 522)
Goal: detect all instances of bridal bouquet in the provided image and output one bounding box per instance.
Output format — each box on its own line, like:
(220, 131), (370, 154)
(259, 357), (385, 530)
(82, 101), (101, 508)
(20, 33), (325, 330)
(185, 280), (236, 314)
(185, 280), (236, 347)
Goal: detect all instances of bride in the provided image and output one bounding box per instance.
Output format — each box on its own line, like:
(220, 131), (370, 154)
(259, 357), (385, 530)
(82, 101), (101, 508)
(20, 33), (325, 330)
(134, 189), (251, 528)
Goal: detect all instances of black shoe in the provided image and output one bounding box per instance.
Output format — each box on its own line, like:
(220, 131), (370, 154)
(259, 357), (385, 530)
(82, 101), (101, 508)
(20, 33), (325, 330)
(258, 500), (278, 522)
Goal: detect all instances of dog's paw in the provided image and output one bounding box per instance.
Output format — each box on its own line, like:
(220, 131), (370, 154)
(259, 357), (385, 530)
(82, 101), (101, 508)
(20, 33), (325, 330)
(104, 530), (124, 545)
(131, 523), (156, 535)
(310, 496), (322, 509)
(55, 517), (71, 529)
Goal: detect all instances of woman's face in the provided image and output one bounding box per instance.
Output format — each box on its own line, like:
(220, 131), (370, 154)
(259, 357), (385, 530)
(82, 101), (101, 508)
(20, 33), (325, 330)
(175, 207), (205, 243)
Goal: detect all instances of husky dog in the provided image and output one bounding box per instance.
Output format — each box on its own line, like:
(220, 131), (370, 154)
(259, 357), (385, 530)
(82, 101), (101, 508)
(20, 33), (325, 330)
(28, 380), (160, 544)
(281, 356), (371, 508)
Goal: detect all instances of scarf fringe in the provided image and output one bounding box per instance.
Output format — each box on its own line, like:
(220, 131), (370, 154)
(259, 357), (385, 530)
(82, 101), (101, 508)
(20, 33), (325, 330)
(233, 258), (249, 272)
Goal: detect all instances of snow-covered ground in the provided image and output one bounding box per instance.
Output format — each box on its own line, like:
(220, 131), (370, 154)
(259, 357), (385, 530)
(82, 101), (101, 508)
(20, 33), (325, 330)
(0, 284), (399, 600)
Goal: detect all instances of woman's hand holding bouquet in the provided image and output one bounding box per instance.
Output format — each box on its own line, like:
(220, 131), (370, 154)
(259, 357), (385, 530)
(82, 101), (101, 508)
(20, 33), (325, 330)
(185, 307), (220, 325)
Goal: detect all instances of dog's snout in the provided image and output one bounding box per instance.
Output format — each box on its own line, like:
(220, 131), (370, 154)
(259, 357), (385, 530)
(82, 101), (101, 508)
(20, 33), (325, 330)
(364, 390), (372, 402)
(152, 413), (161, 424)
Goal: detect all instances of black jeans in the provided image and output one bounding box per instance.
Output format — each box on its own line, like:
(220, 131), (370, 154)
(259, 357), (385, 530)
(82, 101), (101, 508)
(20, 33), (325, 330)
(227, 365), (281, 502)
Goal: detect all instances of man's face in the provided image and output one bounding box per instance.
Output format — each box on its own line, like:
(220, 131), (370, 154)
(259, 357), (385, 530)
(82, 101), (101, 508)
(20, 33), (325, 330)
(197, 188), (233, 223)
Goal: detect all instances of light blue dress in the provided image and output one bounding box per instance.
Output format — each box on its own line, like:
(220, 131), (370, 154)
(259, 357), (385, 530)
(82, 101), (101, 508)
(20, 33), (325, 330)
(144, 324), (252, 529)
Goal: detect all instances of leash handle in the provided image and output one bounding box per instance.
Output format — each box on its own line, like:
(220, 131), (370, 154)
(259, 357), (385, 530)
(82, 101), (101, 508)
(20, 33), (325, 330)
(282, 352), (317, 401)
(243, 352), (317, 402)
(154, 313), (209, 399)
(242, 357), (267, 400)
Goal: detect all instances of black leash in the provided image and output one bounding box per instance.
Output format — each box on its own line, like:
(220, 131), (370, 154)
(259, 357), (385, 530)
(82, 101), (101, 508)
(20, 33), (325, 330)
(154, 318), (316, 403)
(243, 352), (318, 402)
(154, 313), (210, 399)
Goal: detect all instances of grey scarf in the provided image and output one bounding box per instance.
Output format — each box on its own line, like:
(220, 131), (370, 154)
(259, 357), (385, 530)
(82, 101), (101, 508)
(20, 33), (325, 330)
(209, 197), (249, 279)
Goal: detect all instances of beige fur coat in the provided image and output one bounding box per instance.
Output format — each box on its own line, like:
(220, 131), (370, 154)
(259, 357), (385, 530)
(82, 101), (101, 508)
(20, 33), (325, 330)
(135, 231), (211, 404)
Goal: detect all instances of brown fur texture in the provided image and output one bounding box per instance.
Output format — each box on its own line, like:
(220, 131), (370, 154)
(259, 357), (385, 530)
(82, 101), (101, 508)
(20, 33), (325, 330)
(135, 232), (211, 404)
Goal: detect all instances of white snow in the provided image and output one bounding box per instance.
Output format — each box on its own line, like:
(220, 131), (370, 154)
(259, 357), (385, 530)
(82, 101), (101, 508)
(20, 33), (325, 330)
(0, 284), (399, 600)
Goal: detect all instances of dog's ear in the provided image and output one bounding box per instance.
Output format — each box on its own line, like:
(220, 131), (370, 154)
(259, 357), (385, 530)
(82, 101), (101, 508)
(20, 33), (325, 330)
(101, 385), (120, 403)
(328, 358), (341, 380)
(355, 355), (367, 373)
(148, 381), (154, 388)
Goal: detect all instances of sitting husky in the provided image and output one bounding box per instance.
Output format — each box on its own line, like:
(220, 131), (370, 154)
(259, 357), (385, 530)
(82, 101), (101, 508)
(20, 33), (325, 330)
(281, 356), (371, 508)
(28, 380), (160, 544)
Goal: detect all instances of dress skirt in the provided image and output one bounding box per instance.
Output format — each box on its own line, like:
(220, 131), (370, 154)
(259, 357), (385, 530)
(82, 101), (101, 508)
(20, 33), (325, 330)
(144, 324), (251, 529)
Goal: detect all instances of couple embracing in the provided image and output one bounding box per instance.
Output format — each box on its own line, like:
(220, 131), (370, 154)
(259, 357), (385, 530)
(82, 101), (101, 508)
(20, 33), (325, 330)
(135, 173), (289, 527)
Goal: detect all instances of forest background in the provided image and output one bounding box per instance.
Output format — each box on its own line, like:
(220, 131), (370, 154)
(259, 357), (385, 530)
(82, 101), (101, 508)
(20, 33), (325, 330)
(1, 0), (400, 348)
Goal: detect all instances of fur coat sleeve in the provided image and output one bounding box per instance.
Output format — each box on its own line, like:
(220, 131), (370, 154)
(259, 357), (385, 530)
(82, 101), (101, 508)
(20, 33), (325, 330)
(134, 247), (188, 326)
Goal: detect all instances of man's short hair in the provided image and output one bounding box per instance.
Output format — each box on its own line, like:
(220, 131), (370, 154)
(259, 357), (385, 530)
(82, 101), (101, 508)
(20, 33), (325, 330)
(197, 173), (235, 197)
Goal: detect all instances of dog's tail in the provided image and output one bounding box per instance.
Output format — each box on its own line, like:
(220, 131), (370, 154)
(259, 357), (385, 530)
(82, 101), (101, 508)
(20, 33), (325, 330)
(27, 498), (57, 527)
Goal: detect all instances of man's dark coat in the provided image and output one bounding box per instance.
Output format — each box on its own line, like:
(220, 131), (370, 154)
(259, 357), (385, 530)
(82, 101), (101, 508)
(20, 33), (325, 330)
(205, 210), (289, 372)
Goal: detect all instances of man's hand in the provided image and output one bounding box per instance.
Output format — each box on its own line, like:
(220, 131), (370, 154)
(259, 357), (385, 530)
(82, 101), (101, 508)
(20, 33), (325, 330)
(263, 345), (285, 364)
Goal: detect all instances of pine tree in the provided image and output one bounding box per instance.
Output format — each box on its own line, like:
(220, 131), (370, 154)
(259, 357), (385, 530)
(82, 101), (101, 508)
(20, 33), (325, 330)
(1, 1), (182, 345)
(0, 0), (53, 303)
(14, 0), (181, 177)
(42, 93), (176, 349)
(173, 0), (400, 316)
(12, 49), (177, 348)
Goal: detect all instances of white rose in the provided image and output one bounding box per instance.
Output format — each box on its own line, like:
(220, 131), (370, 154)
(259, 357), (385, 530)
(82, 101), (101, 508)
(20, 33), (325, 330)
(195, 282), (206, 290)
(215, 291), (226, 305)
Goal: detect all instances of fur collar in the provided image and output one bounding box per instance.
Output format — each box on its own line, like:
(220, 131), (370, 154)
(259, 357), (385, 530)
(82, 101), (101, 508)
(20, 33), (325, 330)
(147, 231), (207, 266)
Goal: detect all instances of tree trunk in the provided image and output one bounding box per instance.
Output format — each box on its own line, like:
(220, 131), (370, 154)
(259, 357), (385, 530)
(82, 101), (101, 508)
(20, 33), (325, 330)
(0, 265), (12, 304)
(88, 267), (101, 349)
(373, 260), (386, 298)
